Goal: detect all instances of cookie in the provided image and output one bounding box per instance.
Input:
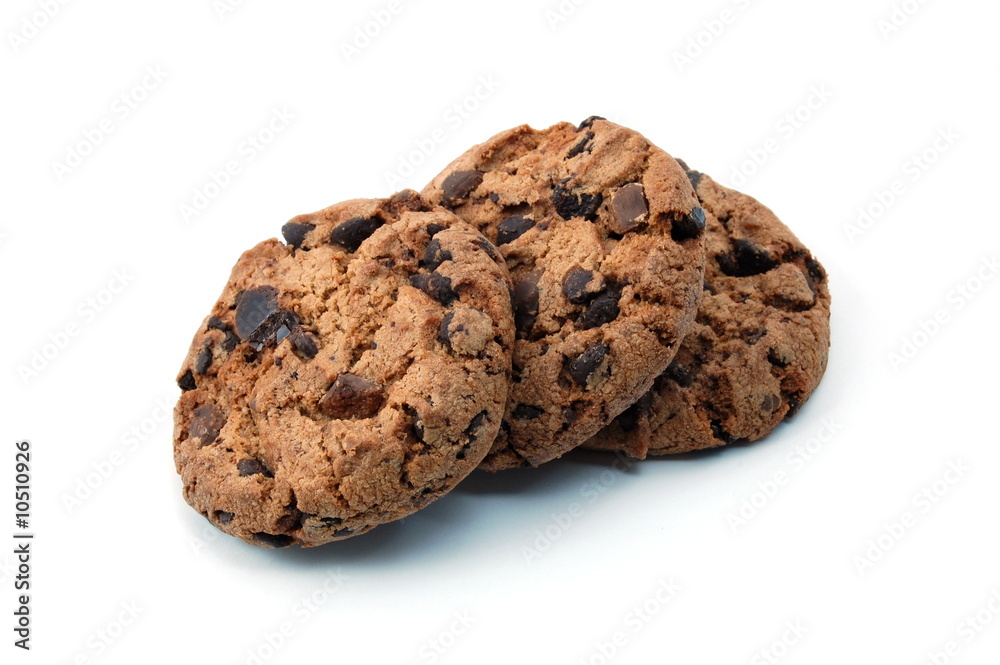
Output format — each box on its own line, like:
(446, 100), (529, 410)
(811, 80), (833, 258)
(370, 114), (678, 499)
(173, 191), (515, 548)
(584, 168), (831, 458)
(422, 118), (706, 470)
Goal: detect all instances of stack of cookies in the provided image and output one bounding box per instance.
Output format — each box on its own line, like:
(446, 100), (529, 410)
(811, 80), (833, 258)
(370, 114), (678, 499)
(173, 118), (831, 548)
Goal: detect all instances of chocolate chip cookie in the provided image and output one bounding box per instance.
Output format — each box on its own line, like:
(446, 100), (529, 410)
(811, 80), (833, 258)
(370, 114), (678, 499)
(422, 118), (706, 470)
(584, 168), (831, 458)
(173, 192), (515, 547)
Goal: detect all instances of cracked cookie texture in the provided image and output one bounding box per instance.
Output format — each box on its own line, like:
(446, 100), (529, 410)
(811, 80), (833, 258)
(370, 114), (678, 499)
(585, 168), (831, 458)
(422, 118), (706, 470)
(173, 191), (514, 548)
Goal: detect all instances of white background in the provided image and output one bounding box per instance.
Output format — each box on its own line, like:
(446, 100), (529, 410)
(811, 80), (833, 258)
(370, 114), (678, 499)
(3, 1), (999, 663)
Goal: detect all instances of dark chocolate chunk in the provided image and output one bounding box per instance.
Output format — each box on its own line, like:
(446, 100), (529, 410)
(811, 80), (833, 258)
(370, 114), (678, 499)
(252, 532), (295, 548)
(578, 115), (605, 130)
(671, 207), (707, 241)
(464, 411), (488, 440)
(207, 316), (227, 331)
(426, 223), (447, 237)
(330, 216), (383, 252)
(215, 511), (234, 525)
(553, 181), (603, 221)
(194, 344), (213, 375)
(438, 311), (459, 348)
(566, 131), (594, 159)
(675, 159), (703, 190)
(234, 286), (279, 341)
(281, 222), (314, 249)
(404, 405), (425, 443)
(761, 394), (781, 413)
(618, 391), (653, 431)
(579, 287), (621, 329)
(188, 404), (226, 445)
(609, 183), (649, 234)
(718, 238), (777, 277)
(805, 256), (826, 283)
(497, 215), (535, 245)
(512, 273), (540, 336)
(663, 361), (694, 388)
(473, 238), (502, 263)
(237, 459), (274, 478)
(513, 404), (544, 420)
(784, 394), (803, 419)
(743, 329), (767, 346)
(386, 189), (431, 215)
(409, 273), (459, 306)
(422, 237), (453, 271)
(318, 374), (385, 419)
(441, 170), (484, 205)
(567, 343), (610, 389)
(710, 420), (735, 444)
(288, 328), (319, 360)
(178, 370), (196, 392)
(562, 268), (601, 304)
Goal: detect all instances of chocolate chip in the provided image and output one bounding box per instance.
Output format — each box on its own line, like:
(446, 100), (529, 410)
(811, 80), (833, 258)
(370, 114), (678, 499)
(237, 459), (274, 478)
(318, 374), (385, 419)
(562, 406), (578, 425)
(675, 159), (702, 190)
(579, 287), (621, 329)
(188, 404), (226, 445)
(805, 256), (826, 283)
(718, 238), (777, 277)
(253, 532), (295, 548)
(330, 216), (383, 252)
(609, 183), (649, 234)
(671, 207), (707, 241)
(441, 170), (483, 205)
(553, 181), (603, 221)
(194, 344), (213, 375)
(422, 237), (453, 271)
(386, 189), (431, 215)
(566, 131), (594, 159)
(743, 329), (767, 346)
(785, 394), (803, 419)
(215, 511), (234, 525)
(281, 222), (314, 249)
(177, 370), (196, 392)
(513, 404), (544, 420)
(578, 115), (605, 130)
(497, 215), (535, 245)
(473, 238), (502, 263)
(618, 391), (653, 431)
(207, 316), (227, 331)
(513, 273), (540, 336)
(562, 268), (601, 304)
(410, 273), (459, 306)
(426, 223), (447, 237)
(234, 286), (279, 340)
(710, 420), (735, 444)
(404, 405), (425, 442)
(762, 394), (781, 413)
(288, 328), (318, 359)
(207, 318), (240, 352)
(664, 361), (694, 388)
(767, 349), (789, 368)
(567, 343), (610, 389)
(464, 411), (488, 440)
(438, 311), (457, 347)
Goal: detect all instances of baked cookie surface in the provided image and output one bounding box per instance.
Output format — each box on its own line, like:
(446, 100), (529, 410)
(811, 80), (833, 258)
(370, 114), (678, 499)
(422, 118), (706, 470)
(173, 192), (514, 547)
(585, 168), (831, 457)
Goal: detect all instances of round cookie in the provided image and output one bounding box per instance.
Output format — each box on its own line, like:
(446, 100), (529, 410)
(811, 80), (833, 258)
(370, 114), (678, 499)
(173, 191), (515, 548)
(422, 117), (706, 470)
(585, 168), (831, 458)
